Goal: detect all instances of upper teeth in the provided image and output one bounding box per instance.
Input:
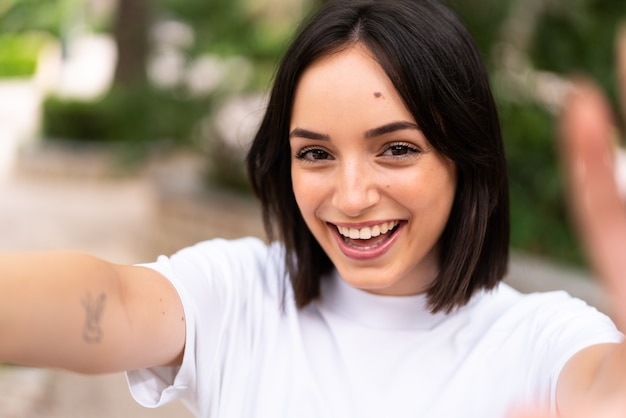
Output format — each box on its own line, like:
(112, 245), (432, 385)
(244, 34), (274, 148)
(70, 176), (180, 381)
(337, 221), (399, 240)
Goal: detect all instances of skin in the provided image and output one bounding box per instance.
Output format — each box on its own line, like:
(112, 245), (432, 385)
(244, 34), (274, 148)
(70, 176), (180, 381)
(290, 44), (457, 297)
(0, 251), (185, 373)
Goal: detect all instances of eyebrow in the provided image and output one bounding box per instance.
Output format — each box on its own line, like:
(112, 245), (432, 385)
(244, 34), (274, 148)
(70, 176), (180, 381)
(289, 128), (330, 141)
(364, 121), (420, 138)
(289, 121), (419, 141)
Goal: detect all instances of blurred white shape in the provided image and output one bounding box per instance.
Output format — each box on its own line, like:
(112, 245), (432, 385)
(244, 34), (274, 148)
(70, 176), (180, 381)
(148, 47), (187, 89)
(185, 55), (225, 97)
(185, 55), (253, 97)
(149, 20), (196, 90)
(0, 81), (42, 181)
(213, 94), (267, 152)
(0, 129), (19, 182)
(34, 40), (63, 94)
(221, 55), (254, 92)
(152, 20), (195, 50)
(533, 71), (575, 115)
(54, 34), (116, 99)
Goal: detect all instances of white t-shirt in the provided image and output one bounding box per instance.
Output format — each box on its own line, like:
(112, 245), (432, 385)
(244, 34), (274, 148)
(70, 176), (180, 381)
(126, 237), (622, 418)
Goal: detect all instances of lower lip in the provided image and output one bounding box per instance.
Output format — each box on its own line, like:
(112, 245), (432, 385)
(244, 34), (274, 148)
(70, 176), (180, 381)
(332, 223), (405, 261)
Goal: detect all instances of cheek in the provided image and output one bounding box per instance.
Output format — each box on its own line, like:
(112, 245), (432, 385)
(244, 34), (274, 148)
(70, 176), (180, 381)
(291, 173), (329, 240)
(398, 167), (456, 213)
(291, 170), (319, 218)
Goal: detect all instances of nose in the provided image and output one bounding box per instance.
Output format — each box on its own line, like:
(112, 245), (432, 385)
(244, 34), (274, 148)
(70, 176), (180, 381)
(331, 160), (381, 217)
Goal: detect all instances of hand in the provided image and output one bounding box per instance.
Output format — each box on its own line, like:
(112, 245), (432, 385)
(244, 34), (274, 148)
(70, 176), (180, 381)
(559, 33), (626, 330)
(509, 26), (626, 418)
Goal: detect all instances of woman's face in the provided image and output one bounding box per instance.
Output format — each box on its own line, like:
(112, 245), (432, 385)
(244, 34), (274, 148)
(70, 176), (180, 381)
(289, 44), (457, 296)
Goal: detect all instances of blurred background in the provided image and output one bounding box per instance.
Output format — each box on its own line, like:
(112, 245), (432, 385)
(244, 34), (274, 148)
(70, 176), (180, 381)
(0, 0), (626, 415)
(1, 0), (625, 266)
(0, 0), (625, 265)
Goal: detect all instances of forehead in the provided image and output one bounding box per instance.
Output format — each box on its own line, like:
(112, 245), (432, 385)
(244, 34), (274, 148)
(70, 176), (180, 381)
(291, 44), (414, 127)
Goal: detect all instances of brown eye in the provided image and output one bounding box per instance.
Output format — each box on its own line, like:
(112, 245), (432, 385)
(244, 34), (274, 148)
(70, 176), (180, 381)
(296, 148), (334, 161)
(382, 143), (420, 157)
(309, 149), (331, 160)
(389, 145), (410, 156)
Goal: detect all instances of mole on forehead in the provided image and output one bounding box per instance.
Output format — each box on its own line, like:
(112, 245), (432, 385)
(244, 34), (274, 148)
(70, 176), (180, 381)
(373, 91), (383, 98)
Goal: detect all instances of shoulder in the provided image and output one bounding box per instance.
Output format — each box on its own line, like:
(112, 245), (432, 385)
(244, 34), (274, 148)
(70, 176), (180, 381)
(165, 237), (285, 273)
(142, 237), (289, 298)
(471, 282), (604, 320)
(476, 283), (621, 368)
(463, 283), (620, 347)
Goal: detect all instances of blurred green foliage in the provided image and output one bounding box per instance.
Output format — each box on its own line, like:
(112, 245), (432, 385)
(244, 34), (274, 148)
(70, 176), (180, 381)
(158, 0), (292, 60)
(42, 87), (212, 157)
(446, 0), (513, 62)
(0, 0), (81, 36)
(36, 0), (296, 163)
(0, 0), (107, 77)
(448, 0), (625, 266)
(0, 32), (49, 77)
(531, 0), (626, 111)
(155, 0), (294, 90)
(499, 101), (584, 265)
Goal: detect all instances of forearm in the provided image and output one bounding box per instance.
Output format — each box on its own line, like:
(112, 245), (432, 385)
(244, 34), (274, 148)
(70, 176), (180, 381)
(0, 251), (131, 373)
(592, 340), (626, 396)
(556, 341), (626, 416)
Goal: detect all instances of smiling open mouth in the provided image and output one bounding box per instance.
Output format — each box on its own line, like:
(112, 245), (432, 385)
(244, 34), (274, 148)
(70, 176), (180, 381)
(335, 221), (400, 249)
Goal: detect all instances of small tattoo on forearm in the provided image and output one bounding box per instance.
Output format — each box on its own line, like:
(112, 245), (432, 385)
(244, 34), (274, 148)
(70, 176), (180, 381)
(82, 292), (106, 343)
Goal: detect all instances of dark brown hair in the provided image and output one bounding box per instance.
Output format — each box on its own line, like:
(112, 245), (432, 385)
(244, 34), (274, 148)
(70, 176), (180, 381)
(246, 0), (509, 313)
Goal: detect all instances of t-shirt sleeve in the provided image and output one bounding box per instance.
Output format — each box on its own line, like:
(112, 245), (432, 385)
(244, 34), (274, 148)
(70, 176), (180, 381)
(125, 237), (286, 414)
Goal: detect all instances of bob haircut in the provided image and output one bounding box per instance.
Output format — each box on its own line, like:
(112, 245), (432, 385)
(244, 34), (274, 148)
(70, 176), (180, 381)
(247, 0), (509, 313)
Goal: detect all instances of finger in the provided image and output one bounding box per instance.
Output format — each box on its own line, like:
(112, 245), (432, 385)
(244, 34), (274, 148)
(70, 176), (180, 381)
(617, 24), (626, 125)
(559, 81), (626, 328)
(616, 25), (626, 200)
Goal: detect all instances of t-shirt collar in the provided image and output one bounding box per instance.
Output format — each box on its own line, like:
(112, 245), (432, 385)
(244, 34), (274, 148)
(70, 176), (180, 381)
(319, 270), (450, 330)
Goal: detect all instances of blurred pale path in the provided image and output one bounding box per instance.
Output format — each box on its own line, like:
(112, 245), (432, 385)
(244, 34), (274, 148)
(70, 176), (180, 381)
(0, 177), (155, 262)
(0, 80), (41, 181)
(35, 372), (192, 418)
(0, 173), (192, 416)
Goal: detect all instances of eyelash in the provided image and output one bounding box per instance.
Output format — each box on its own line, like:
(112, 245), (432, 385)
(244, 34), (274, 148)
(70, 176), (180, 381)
(381, 142), (421, 158)
(295, 146), (333, 162)
(294, 142), (421, 162)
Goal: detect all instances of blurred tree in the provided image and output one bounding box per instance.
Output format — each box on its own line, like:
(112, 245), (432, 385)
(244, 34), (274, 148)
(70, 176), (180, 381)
(446, 0), (514, 59)
(530, 0), (626, 107)
(157, 0), (291, 62)
(112, 0), (151, 87)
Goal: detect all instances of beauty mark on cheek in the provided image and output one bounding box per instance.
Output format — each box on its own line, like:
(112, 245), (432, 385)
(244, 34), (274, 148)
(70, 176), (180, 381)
(373, 91), (383, 99)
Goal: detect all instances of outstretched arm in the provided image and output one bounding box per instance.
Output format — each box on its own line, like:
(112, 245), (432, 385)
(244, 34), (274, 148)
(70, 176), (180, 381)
(555, 25), (626, 416)
(0, 251), (185, 374)
(511, 27), (626, 418)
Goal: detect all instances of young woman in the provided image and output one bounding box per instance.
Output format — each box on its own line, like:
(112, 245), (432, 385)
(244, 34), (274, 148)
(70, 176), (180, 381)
(1, 1), (625, 417)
